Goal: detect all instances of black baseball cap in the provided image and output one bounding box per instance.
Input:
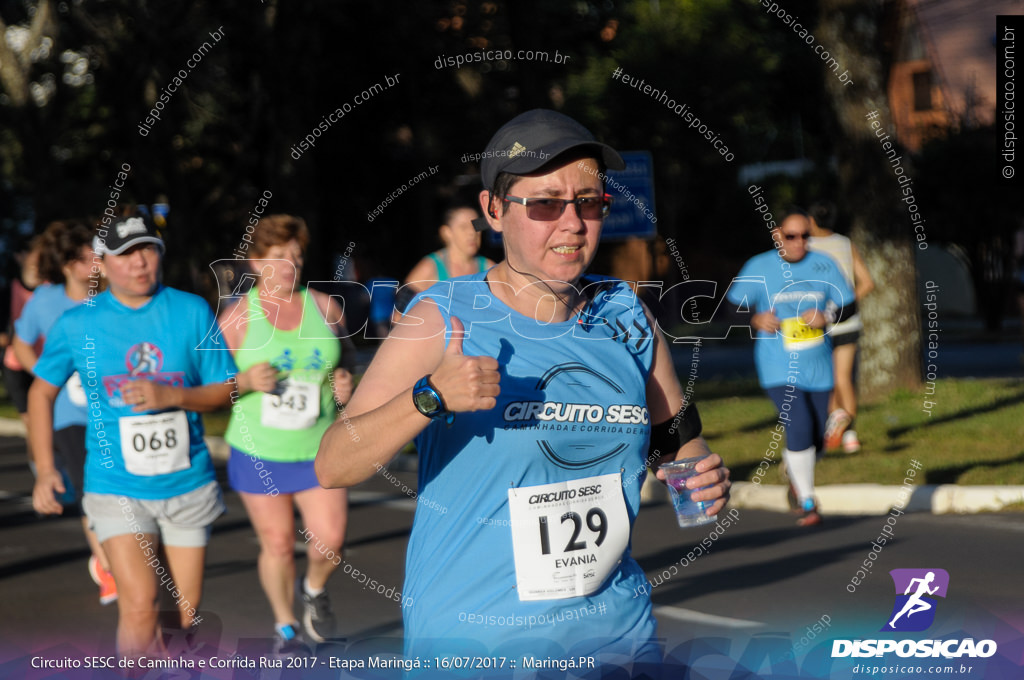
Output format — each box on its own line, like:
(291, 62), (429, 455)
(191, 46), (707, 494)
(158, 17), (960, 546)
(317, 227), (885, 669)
(94, 215), (165, 256)
(473, 109), (624, 230)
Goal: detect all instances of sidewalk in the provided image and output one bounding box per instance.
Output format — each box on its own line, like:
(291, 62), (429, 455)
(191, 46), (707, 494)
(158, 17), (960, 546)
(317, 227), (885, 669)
(7, 417), (1022, 516)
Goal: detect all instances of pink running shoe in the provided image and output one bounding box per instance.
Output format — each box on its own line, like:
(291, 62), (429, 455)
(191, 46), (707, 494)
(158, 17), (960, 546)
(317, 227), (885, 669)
(88, 555), (118, 605)
(824, 409), (851, 450)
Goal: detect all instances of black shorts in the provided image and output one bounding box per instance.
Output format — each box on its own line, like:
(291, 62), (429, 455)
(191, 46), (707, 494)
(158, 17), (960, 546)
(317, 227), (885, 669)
(3, 366), (34, 414)
(54, 425), (88, 505)
(832, 330), (861, 348)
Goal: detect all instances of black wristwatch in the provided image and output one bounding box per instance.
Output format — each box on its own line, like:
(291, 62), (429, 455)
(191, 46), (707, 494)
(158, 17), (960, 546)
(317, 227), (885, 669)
(412, 375), (454, 425)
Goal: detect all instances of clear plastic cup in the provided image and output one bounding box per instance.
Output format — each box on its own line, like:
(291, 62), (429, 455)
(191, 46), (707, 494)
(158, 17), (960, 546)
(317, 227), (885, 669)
(661, 456), (717, 528)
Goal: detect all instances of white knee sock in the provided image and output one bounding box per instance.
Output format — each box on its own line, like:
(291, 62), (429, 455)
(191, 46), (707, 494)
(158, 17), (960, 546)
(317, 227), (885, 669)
(783, 446), (817, 504)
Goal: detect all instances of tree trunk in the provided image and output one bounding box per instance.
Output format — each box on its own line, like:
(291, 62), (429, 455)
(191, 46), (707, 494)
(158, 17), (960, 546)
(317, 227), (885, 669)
(818, 0), (922, 400)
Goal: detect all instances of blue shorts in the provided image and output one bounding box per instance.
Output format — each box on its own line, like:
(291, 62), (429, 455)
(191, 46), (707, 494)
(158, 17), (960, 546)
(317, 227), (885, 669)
(764, 386), (830, 452)
(227, 447), (320, 495)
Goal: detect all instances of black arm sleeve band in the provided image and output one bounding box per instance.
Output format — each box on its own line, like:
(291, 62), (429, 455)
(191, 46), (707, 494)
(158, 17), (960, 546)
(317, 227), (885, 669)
(649, 402), (702, 458)
(834, 300), (858, 324)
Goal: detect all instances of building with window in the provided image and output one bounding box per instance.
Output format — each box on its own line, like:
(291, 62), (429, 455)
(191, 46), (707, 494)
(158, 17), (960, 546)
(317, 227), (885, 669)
(884, 0), (1011, 152)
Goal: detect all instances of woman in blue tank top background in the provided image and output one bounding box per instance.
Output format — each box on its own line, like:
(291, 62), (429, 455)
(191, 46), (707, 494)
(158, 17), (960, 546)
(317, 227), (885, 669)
(402, 204), (495, 295)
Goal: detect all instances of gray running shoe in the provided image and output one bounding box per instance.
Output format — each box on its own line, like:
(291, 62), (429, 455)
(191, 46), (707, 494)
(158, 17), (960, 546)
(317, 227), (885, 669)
(298, 580), (336, 643)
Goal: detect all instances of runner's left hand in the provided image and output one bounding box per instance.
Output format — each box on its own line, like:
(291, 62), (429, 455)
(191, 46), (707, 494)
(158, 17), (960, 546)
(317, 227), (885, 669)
(655, 452), (731, 517)
(801, 308), (829, 329)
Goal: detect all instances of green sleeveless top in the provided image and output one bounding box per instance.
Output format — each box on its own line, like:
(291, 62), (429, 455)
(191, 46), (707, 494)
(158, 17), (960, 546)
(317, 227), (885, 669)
(225, 287), (340, 462)
(426, 251), (488, 280)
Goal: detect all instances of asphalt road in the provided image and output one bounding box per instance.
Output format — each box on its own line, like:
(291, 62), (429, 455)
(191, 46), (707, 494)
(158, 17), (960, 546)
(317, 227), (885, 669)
(2, 431), (1023, 678)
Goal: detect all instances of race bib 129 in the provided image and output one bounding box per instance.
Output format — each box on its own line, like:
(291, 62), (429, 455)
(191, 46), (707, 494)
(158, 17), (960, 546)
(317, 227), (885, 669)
(508, 472), (629, 601)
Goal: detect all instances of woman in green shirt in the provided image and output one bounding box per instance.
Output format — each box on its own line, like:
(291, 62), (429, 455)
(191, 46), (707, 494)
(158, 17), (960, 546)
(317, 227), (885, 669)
(218, 214), (353, 653)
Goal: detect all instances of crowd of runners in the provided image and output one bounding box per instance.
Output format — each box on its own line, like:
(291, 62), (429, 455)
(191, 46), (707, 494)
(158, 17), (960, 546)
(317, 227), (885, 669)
(8, 109), (873, 674)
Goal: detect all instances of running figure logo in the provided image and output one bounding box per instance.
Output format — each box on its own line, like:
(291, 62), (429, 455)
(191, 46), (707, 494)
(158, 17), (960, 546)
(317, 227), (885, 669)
(104, 341), (184, 401)
(127, 342), (163, 375)
(882, 568), (950, 632)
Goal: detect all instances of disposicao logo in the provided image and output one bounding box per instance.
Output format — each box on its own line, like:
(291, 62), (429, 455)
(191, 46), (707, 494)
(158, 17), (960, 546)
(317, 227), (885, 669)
(832, 568), (997, 659)
(882, 568), (949, 632)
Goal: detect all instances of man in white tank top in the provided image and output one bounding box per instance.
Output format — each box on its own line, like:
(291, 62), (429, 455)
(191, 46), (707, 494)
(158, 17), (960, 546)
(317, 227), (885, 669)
(807, 201), (875, 453)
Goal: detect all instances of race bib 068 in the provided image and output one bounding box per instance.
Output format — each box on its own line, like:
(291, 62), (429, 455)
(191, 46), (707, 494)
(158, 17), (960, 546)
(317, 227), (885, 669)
(119, 410), (190, 477)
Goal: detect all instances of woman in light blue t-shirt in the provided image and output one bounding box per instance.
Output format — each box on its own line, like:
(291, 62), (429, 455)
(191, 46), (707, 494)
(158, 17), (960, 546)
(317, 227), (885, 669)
(30, 213), (236, 661)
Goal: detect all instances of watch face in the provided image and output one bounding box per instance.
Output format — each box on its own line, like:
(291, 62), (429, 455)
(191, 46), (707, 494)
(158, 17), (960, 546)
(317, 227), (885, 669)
(413, 389), (442, 415)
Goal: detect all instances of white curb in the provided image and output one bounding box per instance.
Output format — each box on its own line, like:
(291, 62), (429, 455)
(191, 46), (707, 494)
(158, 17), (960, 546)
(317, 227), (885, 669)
(731, 481), (1024, 515)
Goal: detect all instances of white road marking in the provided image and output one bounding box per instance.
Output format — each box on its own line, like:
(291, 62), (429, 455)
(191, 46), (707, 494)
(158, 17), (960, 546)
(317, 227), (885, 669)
(653, 605), (763, 628)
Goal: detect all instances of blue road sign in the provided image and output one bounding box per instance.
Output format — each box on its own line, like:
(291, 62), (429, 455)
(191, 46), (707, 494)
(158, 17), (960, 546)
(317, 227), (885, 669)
(601, 151), (656, 241)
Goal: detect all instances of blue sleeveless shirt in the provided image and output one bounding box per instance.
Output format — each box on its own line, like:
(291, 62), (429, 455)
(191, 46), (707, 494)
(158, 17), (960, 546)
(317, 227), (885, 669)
(402, 272), (660, 661)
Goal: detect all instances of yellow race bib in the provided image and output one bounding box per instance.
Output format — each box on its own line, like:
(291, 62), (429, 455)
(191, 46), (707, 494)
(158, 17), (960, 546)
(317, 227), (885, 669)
(780, 316), (825, 350)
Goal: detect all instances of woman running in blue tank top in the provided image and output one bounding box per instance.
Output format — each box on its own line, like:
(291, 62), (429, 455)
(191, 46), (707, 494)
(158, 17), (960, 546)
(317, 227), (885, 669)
(317, 110), (731, 676)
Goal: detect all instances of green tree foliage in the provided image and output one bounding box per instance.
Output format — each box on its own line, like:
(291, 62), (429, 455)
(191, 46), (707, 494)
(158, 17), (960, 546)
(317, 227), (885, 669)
(1, 1), (839, 280)
(0, 0), (951, 400)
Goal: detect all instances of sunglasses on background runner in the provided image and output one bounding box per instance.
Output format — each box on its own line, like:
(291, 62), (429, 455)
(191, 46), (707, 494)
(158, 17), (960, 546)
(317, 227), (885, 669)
(502, 194), (613, 220)
(783, 232), (810, 241)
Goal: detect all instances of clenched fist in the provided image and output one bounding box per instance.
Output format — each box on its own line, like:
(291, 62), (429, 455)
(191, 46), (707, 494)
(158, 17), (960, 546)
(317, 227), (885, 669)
(238, 361), (279, 394)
